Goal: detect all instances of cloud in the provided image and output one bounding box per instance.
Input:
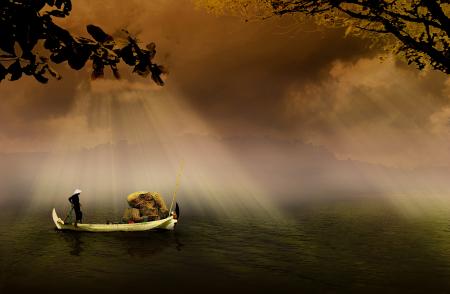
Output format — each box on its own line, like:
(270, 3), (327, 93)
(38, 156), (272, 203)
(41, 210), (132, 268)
(286, 57), (450, 167)
(0, 69), (85, 140)
(0, 0), (449, 169)
(56, 0), (375, 129)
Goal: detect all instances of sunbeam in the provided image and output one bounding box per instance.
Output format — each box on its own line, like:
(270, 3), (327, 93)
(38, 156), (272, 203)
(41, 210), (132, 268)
(27, 80), (281, 220)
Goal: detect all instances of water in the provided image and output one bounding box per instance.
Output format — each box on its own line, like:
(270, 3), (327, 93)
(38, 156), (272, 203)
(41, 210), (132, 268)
(1, 198), (450, 293)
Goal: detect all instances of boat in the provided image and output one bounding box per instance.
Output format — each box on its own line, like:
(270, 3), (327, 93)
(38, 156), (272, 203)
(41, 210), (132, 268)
(52, 207), (178, 232)
(53, 163), (184, 233)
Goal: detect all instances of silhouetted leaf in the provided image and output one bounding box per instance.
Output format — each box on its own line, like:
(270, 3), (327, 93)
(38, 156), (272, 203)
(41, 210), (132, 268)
(120, 44), (136, 65)
(86, 24), (113, 43)
(54, 0), (73, 14)
(0, 28), (15, 55)
(111, 64), (120, 79)
(0, 63), (7, 81)
(44, 38), (60, 50)
(63, 0), (72, 14)
(47, 66), (62, 80)
(150, 64), (165, 86)
(91, 58), (104, 79)
(0, 1), (166, 84)
(68, 55), (88, 70)
(8, 60), (22, 81)
(21, 50), (36, 61)
(103, 39), (115, 49)
(68, 44), (91, 70)
(146, 43), (156, 51)
(22, 61), (37, 76)
(133, 61), (149, 77)
(47, 10), (67, 17)
(50, 49), (69, 63)
(33, 73), (49, 83)
(146, 42), (156, 60)
(34, 0), (47, 12)
(55, 0), (65, 9)
(15, 15), (41, 52)
(46, 22), (73, 45)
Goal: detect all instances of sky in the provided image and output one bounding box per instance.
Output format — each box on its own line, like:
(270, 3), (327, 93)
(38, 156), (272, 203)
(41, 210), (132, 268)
(0, 0), (449, 209)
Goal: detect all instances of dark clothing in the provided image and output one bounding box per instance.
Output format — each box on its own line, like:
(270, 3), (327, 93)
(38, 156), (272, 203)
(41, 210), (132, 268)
(68, 193), (82, 222)
(68, 193), (80, 205)
(74, 210), (83, 222)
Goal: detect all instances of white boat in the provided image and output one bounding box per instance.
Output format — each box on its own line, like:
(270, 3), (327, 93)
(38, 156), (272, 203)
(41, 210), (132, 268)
(52, 208), (178, 232)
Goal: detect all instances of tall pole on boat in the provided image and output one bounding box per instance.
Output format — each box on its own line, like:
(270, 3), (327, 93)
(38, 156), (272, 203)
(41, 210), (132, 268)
(169, 160), (184, 214)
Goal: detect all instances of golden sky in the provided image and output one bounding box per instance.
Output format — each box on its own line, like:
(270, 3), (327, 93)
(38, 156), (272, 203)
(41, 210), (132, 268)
(0, 0), (449, 169)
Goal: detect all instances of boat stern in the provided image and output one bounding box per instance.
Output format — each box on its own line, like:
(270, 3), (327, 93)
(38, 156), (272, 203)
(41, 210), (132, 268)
(52, 208), (64, 230)
(158, 217), (178, 230)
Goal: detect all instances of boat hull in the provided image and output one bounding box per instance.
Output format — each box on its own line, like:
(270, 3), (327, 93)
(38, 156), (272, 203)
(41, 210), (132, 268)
(52, 208), (177, 232)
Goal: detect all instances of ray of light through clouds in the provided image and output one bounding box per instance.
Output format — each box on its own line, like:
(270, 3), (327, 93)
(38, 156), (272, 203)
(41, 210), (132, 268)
(28, 79), (280, 218)
(1, 0), (450, 217)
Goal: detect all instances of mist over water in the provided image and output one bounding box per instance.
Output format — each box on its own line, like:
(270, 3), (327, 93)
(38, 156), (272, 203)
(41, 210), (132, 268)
(1, 134), (450, 216)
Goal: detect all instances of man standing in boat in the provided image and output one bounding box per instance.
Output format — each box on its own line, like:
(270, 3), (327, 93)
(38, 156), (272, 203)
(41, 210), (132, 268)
(68, 189), (83, 227)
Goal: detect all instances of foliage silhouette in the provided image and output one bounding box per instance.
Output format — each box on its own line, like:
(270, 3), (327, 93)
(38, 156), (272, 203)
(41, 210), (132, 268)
(0, 0), (166, 84)
(198, 0), (449, 73)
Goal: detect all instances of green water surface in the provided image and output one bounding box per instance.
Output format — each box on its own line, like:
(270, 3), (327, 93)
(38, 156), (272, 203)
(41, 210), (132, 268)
(0, 198), (449, 293)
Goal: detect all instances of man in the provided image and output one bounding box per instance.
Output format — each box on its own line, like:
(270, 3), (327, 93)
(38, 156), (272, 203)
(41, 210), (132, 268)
(68, 189), (83, 227)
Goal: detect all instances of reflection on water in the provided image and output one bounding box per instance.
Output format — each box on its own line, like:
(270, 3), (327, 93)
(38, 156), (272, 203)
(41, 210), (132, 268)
(69, 234), (83, 256)
(1, 198), (450, 293)
(58, 231), (84, 256)
(57, 229), (184, 257)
